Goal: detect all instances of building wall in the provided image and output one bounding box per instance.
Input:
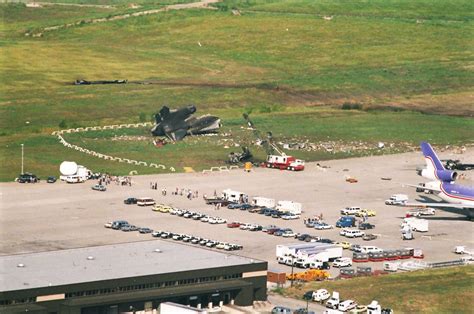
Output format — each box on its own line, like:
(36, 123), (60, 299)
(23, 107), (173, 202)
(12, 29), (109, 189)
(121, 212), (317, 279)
(1, 262), (267, 313)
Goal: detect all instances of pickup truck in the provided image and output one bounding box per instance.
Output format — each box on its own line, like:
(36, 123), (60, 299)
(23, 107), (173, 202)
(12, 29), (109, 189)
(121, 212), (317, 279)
(340, 207), (361, 215)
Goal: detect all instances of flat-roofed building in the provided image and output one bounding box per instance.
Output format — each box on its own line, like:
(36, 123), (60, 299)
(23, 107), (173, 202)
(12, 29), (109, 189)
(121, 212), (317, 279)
(0, 240), (267, 314)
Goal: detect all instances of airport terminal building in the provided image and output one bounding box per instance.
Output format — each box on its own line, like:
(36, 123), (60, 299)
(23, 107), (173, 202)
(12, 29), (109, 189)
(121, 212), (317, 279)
(0, 241), (267, 314)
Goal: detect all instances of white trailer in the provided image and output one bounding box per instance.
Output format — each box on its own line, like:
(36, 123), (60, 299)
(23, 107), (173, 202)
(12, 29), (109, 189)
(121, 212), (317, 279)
(221, 189), (248, 203)
(251, 197), (275, 208)
(401, 217), (429, 232)
(276, 200), (302, 215)
(276, 243), (342, 262)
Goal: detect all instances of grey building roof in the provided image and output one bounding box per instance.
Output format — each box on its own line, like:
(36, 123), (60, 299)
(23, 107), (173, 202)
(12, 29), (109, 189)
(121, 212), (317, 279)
(0, 240), (264, 292)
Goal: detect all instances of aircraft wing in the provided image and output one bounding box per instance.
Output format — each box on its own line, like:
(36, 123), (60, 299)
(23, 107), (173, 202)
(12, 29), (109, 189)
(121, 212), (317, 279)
(403, 183), (441, 193)
(397, 202), (472, 209)
(167, 129), (188, 141)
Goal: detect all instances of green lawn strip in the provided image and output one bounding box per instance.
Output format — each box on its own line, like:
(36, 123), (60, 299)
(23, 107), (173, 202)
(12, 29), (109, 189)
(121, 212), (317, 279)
(278, 265), (474, 313)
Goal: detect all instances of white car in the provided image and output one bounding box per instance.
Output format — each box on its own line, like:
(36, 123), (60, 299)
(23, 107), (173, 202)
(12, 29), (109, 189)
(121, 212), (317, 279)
(314, 222), (334, 230)
(282, 230), (296, 237)
(200, 216), (210, 222)
(215, 217), (227, 224)
(104, 222), (113, 228)
(333, 257), (353, 268)
(216, 242), (226, 249)
(339, 228), (350, 236)
(281, 213), (300, 220)
(338, 300), (357, 312)
(208, 217), (218, 224)
(240, 223), (252, 230)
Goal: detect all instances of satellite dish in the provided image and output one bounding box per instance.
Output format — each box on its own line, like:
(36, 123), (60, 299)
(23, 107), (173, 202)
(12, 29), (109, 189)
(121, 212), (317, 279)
(60, 161), (78, 176)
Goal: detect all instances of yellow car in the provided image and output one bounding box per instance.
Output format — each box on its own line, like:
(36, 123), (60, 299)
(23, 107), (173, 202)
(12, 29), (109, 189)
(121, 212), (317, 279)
(152, 204), (171, 212)
(356, 209), (376, 217)
(335, 241), (351, 249)
(159, 206), (173, 213)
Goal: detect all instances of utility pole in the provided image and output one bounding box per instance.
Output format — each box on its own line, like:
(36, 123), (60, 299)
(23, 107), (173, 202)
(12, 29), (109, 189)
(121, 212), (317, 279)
(290, 255), (295, 287)
(21, 144), (24, 174)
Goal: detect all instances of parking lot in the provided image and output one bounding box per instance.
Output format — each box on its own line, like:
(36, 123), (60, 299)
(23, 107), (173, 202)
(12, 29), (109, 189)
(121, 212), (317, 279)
(1, 149), (473, 277)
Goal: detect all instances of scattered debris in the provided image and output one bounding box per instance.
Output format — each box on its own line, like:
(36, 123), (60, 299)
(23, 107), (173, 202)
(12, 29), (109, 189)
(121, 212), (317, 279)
(74, 79), (127, 85)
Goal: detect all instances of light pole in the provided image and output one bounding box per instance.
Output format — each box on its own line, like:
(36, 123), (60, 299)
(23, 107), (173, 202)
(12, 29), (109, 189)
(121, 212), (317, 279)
(21, 144), (24, 174)
(290, 254), (295, 287)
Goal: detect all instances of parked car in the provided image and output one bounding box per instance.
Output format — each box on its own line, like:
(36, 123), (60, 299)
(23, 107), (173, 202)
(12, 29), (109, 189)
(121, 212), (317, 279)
(349, 305), (368, 313)
(91, 184), (106, 191)
(281, 213), (300, 220)
(282, 229), (296, 237)
(112, 220), (129, 230)
(355, 209), (376, 217)
(191, 237), (201, 244)
(312, 289), (331, 302)
(239, 203), (253, 210)
(104, 222), (113, 228)
(138, 227), (153, 234)
(46, 176), (57, 183)
(335, 241), (351, 249)
(17, 173), (39, 183)
(123, 197), (138, 205)
(342, 229), (365, 238)
(172, 233), (184, 240)
(296, 234), (312, 241)
(271, 306), (292, 314)
(181, 235), (192, 242)
(227, 221), (241, 228)
(160, 232), (172, 239)
(151, 231), (163, 237)
(333, 257), (353, 268)
(338, 300), (357, 312)
(363, 234), (377, 241)
(314, 222), (334, 230)
(228, 203), (242, 209)
(121, 224), (138, 232)
(358, 223), (375, 230)
(249, 224), (263, 231)
(318, 238), (334, 244)
(340, 207), (361, 215)
(350, 244), (363, 252)
(262, 224), (278, 232)
(240, 223), (252, 230)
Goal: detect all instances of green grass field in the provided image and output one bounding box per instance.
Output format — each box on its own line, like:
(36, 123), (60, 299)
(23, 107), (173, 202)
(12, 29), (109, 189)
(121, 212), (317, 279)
(278, 265), (474, 313)
(1, 0), (473, 181)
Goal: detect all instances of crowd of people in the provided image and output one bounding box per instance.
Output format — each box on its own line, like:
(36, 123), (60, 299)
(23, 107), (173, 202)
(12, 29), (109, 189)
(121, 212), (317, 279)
(98, 174), (132, 186)
(149, 183), (199, 200)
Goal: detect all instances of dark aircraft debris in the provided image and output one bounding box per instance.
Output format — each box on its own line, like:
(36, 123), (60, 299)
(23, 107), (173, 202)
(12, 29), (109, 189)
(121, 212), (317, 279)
(151, 105), (221, 141)
(74, 79), (127, 85)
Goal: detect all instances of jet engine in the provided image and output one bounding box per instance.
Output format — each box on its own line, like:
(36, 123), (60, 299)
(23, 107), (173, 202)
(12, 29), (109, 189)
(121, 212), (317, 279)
(419, 168), (457, 182)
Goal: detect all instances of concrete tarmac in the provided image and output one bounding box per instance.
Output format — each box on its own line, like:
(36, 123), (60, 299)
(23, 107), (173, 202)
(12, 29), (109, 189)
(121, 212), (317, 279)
(1, 149), (473, 278)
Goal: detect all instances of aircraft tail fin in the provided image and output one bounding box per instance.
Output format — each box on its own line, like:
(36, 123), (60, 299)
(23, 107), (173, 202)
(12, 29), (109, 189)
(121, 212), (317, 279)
(421, 142), (445, 172)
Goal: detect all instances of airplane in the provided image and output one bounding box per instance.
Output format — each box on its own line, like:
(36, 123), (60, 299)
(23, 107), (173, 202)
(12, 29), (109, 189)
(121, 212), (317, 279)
(150, 105), (221, 141)
(402, 142), (474, 218)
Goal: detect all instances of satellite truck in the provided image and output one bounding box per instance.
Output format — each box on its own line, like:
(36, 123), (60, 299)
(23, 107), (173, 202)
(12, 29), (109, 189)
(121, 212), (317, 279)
(59, 161), (90, 183)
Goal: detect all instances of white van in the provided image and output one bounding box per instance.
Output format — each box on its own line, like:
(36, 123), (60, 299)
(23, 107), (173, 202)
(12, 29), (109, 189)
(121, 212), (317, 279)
(338, 300), (357, 311)
(361, 246), (383, 254)
(343, 229), (365, 238)
(137, 197), (155, 206)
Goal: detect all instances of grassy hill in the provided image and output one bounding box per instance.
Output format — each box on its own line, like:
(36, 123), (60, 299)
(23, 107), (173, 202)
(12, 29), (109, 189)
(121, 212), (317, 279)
(277, 265), (474, 313)
(0, 0), (472, 180)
